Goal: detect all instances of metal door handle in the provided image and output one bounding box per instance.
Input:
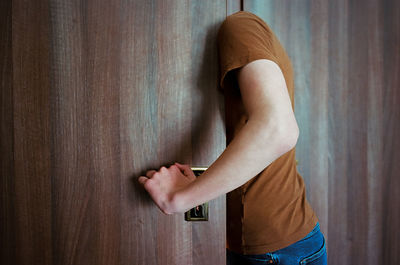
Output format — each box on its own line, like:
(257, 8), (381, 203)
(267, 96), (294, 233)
(184, 167), (209, 221)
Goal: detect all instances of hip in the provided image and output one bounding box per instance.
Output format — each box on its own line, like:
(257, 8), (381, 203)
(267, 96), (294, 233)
(227, 222), (327, 265)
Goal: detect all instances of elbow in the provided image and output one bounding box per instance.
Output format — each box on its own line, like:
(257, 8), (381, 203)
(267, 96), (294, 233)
(250, 112), (300, 158)
(275, 119), (299, 155)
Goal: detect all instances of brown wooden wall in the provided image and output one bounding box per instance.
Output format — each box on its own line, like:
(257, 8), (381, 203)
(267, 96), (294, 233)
(2, 0), (400, 265)
(1, 1), (227, 265)
(1, 0), (14, 263)
(244, 0), (400, 264)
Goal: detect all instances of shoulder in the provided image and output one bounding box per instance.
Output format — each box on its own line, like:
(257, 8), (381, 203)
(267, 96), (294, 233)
(225, 10), (265, 23)
(218, 11), (271, 33)
(217, 11), (273, 43)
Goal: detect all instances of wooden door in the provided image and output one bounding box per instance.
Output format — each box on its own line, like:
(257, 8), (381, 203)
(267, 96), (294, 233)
(1, 1), (229, 264)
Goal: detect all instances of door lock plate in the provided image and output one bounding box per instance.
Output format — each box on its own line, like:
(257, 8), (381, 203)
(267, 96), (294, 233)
(184, 167), (209, 221)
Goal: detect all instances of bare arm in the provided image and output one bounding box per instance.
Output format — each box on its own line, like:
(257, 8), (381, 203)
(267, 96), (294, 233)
(139, 59), (299, 214)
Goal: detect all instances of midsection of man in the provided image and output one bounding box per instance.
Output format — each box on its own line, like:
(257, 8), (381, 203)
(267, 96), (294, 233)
(217, 10), (318, 255)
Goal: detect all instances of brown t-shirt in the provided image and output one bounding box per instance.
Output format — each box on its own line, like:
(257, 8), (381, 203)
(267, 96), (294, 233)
(217, 10), (319, 255)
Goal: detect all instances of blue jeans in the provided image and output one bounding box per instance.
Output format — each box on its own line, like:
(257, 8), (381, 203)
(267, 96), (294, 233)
(227, 222), (327, 265)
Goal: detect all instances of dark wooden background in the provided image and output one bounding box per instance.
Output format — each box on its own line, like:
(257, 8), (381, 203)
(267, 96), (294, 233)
(244, 0), (400, 264)
(2, 0), (400, 265)
(1, 0), (227, 265)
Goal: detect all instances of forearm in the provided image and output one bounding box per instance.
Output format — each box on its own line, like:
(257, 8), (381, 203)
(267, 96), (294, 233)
(172, 115), (298, 213)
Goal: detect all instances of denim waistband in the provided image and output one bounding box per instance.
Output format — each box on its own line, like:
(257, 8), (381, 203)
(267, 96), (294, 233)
(302, 222), (320, 240)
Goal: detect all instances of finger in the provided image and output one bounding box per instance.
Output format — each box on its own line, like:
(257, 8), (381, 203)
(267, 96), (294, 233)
(167, 164), (177, 170)
(146, 170), (157, 178)
(174, 162), (191, 177)
(174, 162), (186, 168)
(158, 166), (168, 173)
(138, 176), (148, 186)
(174, 162), (187, 174)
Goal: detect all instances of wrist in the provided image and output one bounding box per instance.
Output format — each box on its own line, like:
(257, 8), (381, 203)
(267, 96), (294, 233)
(169, 188), (188, 214)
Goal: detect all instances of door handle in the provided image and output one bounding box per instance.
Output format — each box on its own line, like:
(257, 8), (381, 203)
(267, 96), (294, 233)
(184, 167), (209, 221)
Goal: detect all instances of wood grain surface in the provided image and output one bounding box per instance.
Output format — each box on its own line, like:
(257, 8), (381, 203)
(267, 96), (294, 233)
(0, 1), (15, 265)
(227, 0), (241, 15)
(4, 0), (398, 264)
(12, 0), (53, 264)
(244, 0), (399, 264)
(2, 0), (227, 264)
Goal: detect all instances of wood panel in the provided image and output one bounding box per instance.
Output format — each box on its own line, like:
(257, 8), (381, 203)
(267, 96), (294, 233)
(0, 1), (15, 265)
(188, 2), (226, 264)
(227, 0), (241, 15)
(118, 1), (226, 265)
(244, 0), (399, 264)
(4, 0), (227, 264)
(48, 1), (121, 264)
(381, 1), (400, 263)
(13, 1), (53, 264)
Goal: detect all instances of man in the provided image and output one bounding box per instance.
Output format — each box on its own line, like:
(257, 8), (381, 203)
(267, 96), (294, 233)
(138, 11), (327, 265)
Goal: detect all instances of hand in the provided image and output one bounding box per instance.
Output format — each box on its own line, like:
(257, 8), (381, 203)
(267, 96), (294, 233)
(138, 162), (196, 215)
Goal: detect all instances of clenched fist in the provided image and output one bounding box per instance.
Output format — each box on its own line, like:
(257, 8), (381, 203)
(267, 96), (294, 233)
(138, 162), (196, 214)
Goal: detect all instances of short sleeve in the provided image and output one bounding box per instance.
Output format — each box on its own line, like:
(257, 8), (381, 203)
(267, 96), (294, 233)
(217, 11), (278, 92)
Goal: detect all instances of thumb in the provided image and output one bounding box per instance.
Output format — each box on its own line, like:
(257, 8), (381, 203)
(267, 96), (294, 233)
(174, 162), (192, 177)
(175, 162), (188, 175)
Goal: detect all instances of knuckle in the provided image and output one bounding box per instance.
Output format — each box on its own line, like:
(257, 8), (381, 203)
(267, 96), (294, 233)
(144, 179), (152, 189)
(169, 164), (178, 170)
